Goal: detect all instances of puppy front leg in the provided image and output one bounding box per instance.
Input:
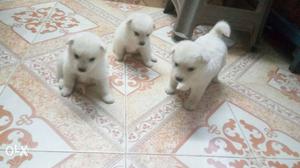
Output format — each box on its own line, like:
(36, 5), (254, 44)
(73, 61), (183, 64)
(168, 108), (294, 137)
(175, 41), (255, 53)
(165, 76), (178, 95)
(139, 45), (153, 67)
(61, 72), (76, 97)
(57, 59), (64, 89)
(96, 79), (115, 104)
(114, 43), (125, 62)
(183, 82), (209, 111)
(183, 88), (204, 111)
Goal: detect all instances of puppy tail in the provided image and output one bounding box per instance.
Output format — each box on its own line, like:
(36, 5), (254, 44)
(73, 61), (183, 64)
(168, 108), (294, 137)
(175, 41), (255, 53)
(210, 21), (231, 38)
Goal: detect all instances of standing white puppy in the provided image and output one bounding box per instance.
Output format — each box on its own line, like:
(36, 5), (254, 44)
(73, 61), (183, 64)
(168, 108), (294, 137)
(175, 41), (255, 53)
(113, 13), (156, 67)
(165, 21), (230, 110)
(57, 32), (114, 104)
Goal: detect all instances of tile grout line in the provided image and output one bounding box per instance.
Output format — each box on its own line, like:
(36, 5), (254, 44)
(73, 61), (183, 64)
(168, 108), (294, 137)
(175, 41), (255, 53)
(0, 63), (20, 96)
(124, 55), (128, 167)
(0, 147), (299, 160)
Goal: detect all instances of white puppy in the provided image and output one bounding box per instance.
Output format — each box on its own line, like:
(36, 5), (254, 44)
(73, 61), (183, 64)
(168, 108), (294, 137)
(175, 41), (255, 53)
(57, 32), (114, 104)
(113, 13), (156, 67)
(165, 21), (230, 110)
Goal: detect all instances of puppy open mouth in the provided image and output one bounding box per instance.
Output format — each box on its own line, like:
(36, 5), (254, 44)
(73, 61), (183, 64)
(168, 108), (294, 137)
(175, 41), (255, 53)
(177, 82), (189, 91)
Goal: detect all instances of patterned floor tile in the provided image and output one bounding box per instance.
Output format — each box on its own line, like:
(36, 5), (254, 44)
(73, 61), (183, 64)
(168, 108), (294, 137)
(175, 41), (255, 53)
(1, 66), (124, 152)
(0, 151), (123, 168)
(126, 154), (187, 168)
(125, 56), (175, 150)
(85, 0), (162, 21)
(129, 83), (230, 154)
(237, 53), (300, 113)
(0, 44), (19, 95)
(1, 0), (300, 167)
(0, 0), (115, 58)
(0, 1), (99, 43)
(0, 2), (57, 43)
(176, 101), (252, 157)
(262, 159), (300, 168)
(177, 156), (261, 168)
(220, 45), (300, 126)
(0, 1), (53, 56)
(229, 102), (300, 159)
(152, 24), (175, 45)
(127, 155), (262, 168)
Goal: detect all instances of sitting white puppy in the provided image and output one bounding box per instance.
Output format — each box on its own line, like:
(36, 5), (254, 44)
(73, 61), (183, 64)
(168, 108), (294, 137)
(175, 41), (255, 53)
(113, 13), (156, 67)
(57, 32), (114, 104)
(165, 21), (230, 110)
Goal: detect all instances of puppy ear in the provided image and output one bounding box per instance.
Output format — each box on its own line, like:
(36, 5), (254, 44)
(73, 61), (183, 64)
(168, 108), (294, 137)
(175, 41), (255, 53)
(170, 47), (175, 55)
(197, 54), (209, 64)
(100, 45), (106, 52)
(127, 19), (132, 27)
(66, 39), (74, 45)
(169, 46), (176, 59)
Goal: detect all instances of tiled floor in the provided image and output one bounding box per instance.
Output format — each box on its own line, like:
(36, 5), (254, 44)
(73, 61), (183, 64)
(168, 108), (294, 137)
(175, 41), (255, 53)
(0, 0), (300, 168)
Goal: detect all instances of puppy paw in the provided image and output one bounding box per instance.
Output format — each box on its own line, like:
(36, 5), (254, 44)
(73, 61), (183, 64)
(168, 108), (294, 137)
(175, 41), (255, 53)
(58, 79), (64, 90)
(183, 101), (196, 111)
(61, 87), (72, 97)
(102, 94), (115, 104)
(144, 61), (153, 68)
(165, 88), (176, 95)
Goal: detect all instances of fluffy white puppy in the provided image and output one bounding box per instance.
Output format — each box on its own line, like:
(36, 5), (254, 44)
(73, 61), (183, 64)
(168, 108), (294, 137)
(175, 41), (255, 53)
(57, 32), (114, 104)
(165, 21), (230, 110)
(113, 13), (156, 67)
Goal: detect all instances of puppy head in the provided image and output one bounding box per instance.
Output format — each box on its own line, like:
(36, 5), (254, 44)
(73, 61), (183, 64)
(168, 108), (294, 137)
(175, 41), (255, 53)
(67, 32), (106, 73)
(126, 13), (155, 46)
(170, 41), (208, 83)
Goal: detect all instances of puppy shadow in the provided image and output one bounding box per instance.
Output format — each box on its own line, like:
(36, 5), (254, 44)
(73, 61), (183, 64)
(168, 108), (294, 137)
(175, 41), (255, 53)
(120, 53), (156, 66)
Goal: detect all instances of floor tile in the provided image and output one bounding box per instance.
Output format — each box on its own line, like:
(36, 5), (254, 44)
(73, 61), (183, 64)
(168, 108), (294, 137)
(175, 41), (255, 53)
(128, 83), (232, 154)
(1, 66), (124, 152)
(1, 0), (300, 167)
(126, 154), (187, 168)
(0, 0), (53, 56)
(85, 0), (162, 21)
(262, 159), (300, 168)
(177, 156), (261, 168)
(0, 2), (57, 43)
(175, 101), (251, 157)
(0, 151), (123, 168)
(32, 2), (97, 43)
(0, 0), (115, 58)
(220, 46), (300, 126)
(152, 24), (175, 45)
(0, 43), (19, 95)
(127, 155), (261, 168)
(229, 102), (300, 159)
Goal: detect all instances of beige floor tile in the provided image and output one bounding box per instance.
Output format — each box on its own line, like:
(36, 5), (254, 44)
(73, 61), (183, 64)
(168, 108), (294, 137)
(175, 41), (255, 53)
(0, 151), (123, 168)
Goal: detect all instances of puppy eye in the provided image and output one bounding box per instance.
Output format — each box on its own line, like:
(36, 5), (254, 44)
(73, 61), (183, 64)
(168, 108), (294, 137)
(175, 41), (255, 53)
(146, 34), (150, 37)
(89, 58), (95, 62)
(174, 62), (178, 67)
(188, 67), (195, 72)
(74, 54), (79, 59)
(134, 32), (139, 36)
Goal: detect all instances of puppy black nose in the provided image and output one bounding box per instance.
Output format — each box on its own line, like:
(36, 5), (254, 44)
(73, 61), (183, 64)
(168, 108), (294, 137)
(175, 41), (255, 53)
(78, 68), (86, 72)
(175, 77), (183, 82)
(139, 42), (145, 46)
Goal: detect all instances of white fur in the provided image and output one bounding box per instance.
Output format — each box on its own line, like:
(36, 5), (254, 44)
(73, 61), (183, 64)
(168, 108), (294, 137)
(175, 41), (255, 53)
(57, 32), (114, 104)
(113, 13), (156, 67)
(166, 21), (230, 110)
